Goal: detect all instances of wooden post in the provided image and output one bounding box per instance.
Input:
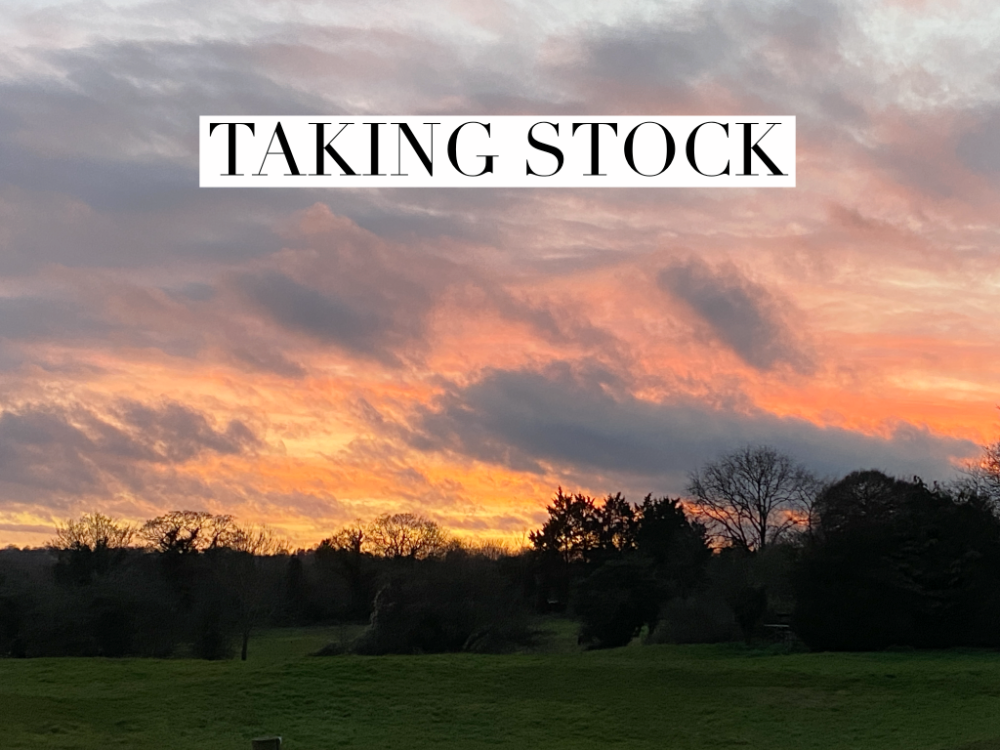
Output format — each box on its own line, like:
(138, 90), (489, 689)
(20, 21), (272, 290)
(251, 737), (281, 750)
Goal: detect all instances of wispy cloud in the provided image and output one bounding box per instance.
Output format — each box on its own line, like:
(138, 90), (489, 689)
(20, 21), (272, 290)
(658, 258), (813, 372)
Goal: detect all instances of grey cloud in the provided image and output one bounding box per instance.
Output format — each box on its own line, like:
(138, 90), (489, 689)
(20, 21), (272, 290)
(235, 267), (431, 365)
(467, 281), (623, 352)
(0, 204), (622, 379)
(0, 187), (290, 275)
(0, 31), (540, 218)
(0, 41), (327, 274)
(582, 17), (733, 87)
(228, 346), (307, 379)
(658, 258), (811, 372)
(0, 282), (214, 370)
(413, 364), (649, 475)
(0, 294), (118, 374)
(0, 42), (315, 210)
(557, 0), (869, 148)
(113, 401), (259, 462)
(0, 410), (102, 494)
(867, 127), (960, 199)
(957, 108), (1000, 178)
(0, 143), (191, 216)
(231, 208), (623, 366)
(0, 277), (311, 377)
(0, 296), (109, 341)
(239, 272), (387, 348)
(411, 365), (975, 491)
(0, 401), (261, 499)
(722, 0), (844, 57)
(165, 283), (216, 303)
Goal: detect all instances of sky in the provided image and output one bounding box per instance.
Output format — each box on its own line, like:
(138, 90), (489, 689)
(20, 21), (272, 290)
(2, 0), (1000, 548)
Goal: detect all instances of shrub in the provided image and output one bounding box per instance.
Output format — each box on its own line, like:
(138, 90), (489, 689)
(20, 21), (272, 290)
(574, 558), (659, 649)
(650, 593), (740, 644)
(350, 553), (531, 655)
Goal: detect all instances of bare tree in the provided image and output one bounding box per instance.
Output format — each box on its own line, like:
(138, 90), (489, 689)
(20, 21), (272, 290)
(52, 512), (134, 551)
(365, 513), (448, 559)
(317, 520), (372, 619)
(138, 511), (238, 555)
(687, 445), (819, 552)
(319, 522), (367, 556)
(958, 439), (1000, 508)
(467, 539), (511, 560)
(50, 512), (136, 583)
(229, 524), (289, 557)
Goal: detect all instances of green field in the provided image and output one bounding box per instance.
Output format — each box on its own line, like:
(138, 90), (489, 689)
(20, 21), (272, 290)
(3, 622), (1000, 750)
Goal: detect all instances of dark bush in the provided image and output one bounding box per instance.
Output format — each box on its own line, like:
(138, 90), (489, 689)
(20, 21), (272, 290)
(794, 472), (1000, 650)
(190, 598), (236, 660)
(574, 558), (659, 649)
(649, 593), (739, 644)
(350, 553), (531, 654)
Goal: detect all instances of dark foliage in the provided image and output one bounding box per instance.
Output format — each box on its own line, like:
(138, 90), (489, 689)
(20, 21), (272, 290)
(12, 452), (1000, 661)
(794, 471), (1000, 650)
(574, 558), (659, 649)
(531, 490), (712, 648)
(351, 551), (532, 654)
(529, 489), (612, 565)
(0, 549), (180, 658)
(708, 546), (794, 644)
(313, 540), (378, 621)
(53, 542), (131, 586)
(649, 593), (739, 644)
(635, 495), (712, 597)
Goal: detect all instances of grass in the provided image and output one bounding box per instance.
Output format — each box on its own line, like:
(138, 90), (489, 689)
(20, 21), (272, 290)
(3, 622), (1000, 750)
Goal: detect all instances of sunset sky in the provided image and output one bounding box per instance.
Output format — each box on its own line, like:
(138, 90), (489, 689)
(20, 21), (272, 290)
(2, 0), (1000, 548)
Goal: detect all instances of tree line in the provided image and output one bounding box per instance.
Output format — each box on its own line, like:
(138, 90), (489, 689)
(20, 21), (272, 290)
(4, 439), (1000, 658)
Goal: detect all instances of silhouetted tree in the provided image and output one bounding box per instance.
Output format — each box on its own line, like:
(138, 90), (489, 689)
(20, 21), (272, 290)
(635, 495), (711, 598)
(530, 490), (712, 647)
(794, 471), (1000, 650)
(139, 511), (238, 555)
(315, 525), (374, 620)
(529, 489), (619, 611)
(139, 510), (240, 611)
(53, 512), (135, 551)
(956, 438), (1000, 511)
(595, 493), (638, 561)
(809, 469), (910, 536)
(49, 512), (135, 585)
(281, 554), (310, 623)
(687, 445), (820, 551)
(530, 489), (638, 565)
(321, 522), (366, 556)
(366, 513), (449, 560)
